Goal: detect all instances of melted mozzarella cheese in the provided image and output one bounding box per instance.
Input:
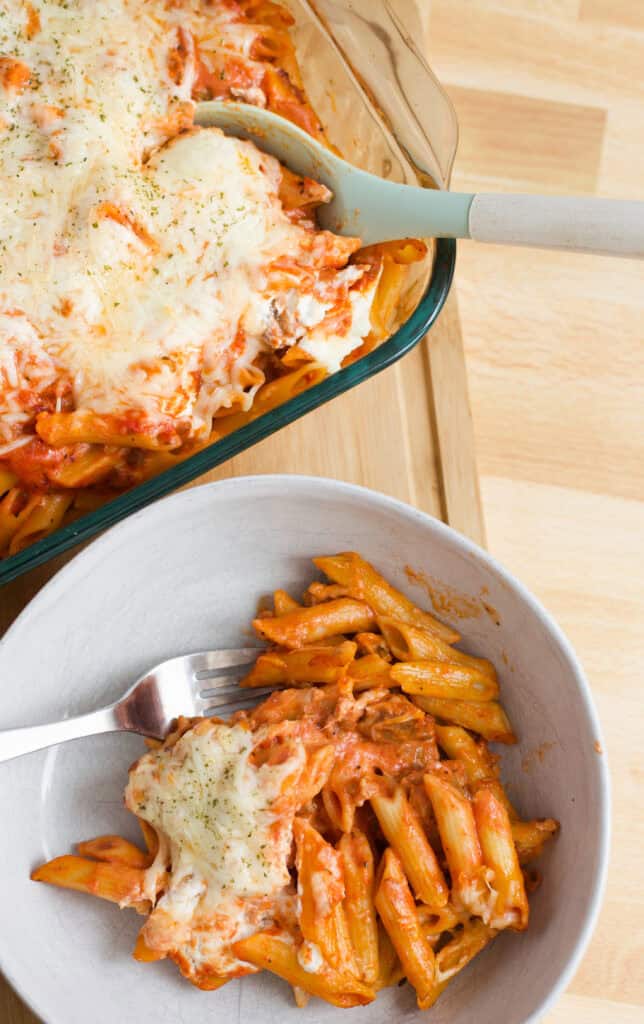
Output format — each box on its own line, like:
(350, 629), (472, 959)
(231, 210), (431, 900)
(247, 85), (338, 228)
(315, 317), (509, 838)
(297, 939), (324, 974)
(126, 721), (304, 904)
(0, 1), (377, 445)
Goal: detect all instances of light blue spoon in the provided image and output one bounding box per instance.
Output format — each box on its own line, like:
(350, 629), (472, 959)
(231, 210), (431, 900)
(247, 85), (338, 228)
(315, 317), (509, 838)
(196, 101), (644, 259)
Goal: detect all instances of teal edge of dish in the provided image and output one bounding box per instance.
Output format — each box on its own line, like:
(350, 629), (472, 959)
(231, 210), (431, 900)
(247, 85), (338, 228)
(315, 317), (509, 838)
(0, 238), (457, 587)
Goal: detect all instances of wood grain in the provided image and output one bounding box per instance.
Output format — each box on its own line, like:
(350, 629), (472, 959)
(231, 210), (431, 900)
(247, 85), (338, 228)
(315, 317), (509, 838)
(445, 85), (606, 194)
(427, 2), (644, 1022)
(580, 0), (644, 31)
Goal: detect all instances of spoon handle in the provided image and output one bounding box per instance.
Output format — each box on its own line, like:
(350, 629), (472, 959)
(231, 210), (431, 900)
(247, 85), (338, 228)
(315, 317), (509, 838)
(467, 194), (644, 258)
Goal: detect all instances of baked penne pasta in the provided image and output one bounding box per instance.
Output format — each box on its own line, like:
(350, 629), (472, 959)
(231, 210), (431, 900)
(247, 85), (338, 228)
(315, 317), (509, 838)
(0, 468), (17, 494)
(214, 364), (328, 439)
(512, 818), (560, 864)
(294, 819), (356, 973)
(31, 855), (146, 907)
(233, 932), (374, 1008)
(297, 745), (335, 805)
(253, 599), (375, 649)
(273, 589), (301, 615)
(376, 921), (405, 990)
(375, 848), (436, 1010)
(370, 786), (449, 907)
(76, 835), (151, 869)
(346, 653), (393, 690)
(1, 2), (431, 560)
(411, 694), (517, 744)
(0, 489), (43, 554)
(36, 411), (184, 451)
(32, 554), (558, 1009)
(424, 773), (488, 917)
(428, 919), (497, 1005)
(240, 642), (357, 687)
(313, 553), (460, 643)
(473, 787), (529, 930)
(8, 492), (73, 555)
(337, 832), (379, 987)
(392, 660), (500, 702)
(377, 616), (496, 679)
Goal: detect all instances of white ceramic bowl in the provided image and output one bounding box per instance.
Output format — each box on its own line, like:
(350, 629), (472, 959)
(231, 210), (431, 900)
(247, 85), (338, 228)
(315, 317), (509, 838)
(0, 476), (609, 1024)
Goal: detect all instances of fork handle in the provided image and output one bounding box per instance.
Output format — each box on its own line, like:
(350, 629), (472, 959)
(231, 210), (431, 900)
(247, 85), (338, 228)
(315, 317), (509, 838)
(0, 706), (120, 764)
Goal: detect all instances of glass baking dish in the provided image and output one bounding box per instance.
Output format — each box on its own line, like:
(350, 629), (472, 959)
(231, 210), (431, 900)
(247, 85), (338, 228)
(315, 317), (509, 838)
(0, 0), (458, 587)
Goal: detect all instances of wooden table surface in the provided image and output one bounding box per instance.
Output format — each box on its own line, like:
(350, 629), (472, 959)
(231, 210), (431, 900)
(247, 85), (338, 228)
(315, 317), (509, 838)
(2, 1), (643, 1021)
(426, 2), (644, 1022)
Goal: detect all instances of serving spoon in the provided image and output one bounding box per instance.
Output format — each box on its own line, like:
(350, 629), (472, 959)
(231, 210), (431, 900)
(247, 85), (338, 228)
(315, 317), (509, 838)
(196, 100), (644, 259)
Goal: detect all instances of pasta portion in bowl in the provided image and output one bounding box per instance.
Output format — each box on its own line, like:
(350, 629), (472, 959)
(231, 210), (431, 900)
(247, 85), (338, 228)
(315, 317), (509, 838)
(32, 553), (559, 1010)
(0, 0), (425, 558)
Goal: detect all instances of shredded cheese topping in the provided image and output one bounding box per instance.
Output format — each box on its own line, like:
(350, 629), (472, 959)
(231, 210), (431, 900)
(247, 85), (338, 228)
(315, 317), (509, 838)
(125, 718), (305, 976)
(126, 720), (303, 904)
(0, 1), (378, 445)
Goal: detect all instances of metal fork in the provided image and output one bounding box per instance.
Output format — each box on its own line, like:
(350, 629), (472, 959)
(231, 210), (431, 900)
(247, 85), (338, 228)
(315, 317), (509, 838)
(0, 649), (271, 764)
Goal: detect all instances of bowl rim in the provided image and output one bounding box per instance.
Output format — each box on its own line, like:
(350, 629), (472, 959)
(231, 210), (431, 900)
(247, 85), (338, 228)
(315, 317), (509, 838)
(0, 473), (611, 1024)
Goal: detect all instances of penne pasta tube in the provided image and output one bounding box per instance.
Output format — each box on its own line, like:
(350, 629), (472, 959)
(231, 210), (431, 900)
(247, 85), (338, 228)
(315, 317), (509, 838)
(186, 970), (233, 992)
(473, 787), (529, 930)
(240, 641), (357, 688)
(417, 902), (466, 944)
(0, 488), (43, 554)
(293, 819), (355, 973)
(367, 258), (405, 339)
(253, 598), (375, 649)
(475, 778), (518, 820)
(138, 818), (159, 859)
(292, 985), (310, 1008)
(434, 726), (519, 820)
(434, 725), (495, 783)
(377, 617), (496, 679)
(297, 745), (335, 806)
(511, 818), (560, 865)
(0, 467), (18, 494)
(322, 783), (354, 834)
(338, 832), (379, 987)
(313, 553), (460, 643)
(76, 835), (151, 869)
(427, 919), (497, 1006)
(233, 932), (374, 1008)
(376, 922), (405, 990)
(302, 582), (349, 605)
(374, 849), (436, 1009)
(273, 589), (301, 615)
(133, 930), (167, 962)
(347, 653), (393, 691)
(279, 345), (315, 368)
(392, 660), (500, 702)
(370, 787), (448, 907)
(31, 855), (145, 906)
(353, 632), (392, 659)
(8, 492), (73, 554)
(423, 774), (488, 916)
(372, 618), (491, 675)
(278, 164), (331, 212)
(36, 410), (183, 450)
(215, 363), (327, 438)
(411, 695), (517, 744)
(359, 238), (428, 266)
(50, 447), (124, 488)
